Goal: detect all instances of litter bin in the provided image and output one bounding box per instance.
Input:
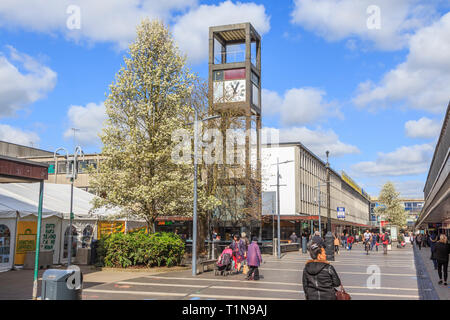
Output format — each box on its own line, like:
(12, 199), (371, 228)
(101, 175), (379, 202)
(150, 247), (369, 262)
(41, 269), (83, 300)
(302, 236), (307, 253)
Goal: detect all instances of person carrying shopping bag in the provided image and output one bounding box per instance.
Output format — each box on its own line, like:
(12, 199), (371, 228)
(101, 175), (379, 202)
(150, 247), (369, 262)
(302, 243), (345, 300)
(246, 236), (262, 280)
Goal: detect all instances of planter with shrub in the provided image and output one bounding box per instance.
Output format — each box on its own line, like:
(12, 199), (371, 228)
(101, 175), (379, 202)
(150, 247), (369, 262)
(95, 231), (185, 268)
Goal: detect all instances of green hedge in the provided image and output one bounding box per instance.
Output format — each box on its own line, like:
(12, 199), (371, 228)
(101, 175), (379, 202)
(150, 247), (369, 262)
(96, 231), (185, 268)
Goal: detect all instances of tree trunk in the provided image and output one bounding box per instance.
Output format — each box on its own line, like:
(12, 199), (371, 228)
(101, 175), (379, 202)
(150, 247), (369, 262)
(147, 218), (156, 234)
(197, 214), (208, 259)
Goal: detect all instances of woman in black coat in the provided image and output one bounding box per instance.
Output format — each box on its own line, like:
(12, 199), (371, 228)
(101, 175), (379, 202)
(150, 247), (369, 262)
(302, 243), (341, 300)
(435, 234), (450, 286)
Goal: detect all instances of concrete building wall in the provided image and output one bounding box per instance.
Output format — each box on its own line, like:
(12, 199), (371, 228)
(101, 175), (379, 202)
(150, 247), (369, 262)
(24, 154), (102, 192)
(262, 146), (296, 215)
(0, 141), (53, 158)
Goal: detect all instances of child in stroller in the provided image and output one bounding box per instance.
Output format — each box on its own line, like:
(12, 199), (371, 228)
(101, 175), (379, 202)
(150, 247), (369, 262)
(215, 246), (233, 276)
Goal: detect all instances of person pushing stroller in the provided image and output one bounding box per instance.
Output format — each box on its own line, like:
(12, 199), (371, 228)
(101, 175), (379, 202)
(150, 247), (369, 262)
(215, 246), (233, 276)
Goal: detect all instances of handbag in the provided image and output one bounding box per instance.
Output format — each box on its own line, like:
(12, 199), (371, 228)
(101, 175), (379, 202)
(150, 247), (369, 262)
(243, 264), (249, 274)
(335, 285), (351, 300)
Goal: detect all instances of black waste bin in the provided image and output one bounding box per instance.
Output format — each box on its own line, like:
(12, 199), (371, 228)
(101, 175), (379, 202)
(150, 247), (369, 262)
(90, 239), (98, 265)
(41, 269), (82, 300)
(302, 236), (307, 253)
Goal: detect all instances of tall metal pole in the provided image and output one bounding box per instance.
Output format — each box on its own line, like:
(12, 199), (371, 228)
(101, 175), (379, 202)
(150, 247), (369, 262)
(318, 180), (321, 236)
(32, 181), (44, 300)
(326, 151), (331, 233)
(277, 158), (281, 259)
(324, 150), (334, 261)
(192, 108), (198, 276)
(67, 178), (74, 266)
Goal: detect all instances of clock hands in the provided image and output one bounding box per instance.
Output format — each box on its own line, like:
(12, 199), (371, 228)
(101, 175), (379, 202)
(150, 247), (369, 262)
(231, 82), (239, 94)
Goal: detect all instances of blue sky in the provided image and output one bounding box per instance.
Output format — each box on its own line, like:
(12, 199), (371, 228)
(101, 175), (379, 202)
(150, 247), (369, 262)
(0, 0), (449, 198)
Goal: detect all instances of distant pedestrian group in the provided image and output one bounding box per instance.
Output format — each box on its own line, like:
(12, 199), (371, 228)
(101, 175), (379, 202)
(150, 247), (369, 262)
(216, 232), (262, 281)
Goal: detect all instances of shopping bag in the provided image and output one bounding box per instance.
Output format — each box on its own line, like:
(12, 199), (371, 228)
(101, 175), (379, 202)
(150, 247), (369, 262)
(243, 264), (249, 274)
(335, 285), (351, 300)
(387, 244), (392, 251)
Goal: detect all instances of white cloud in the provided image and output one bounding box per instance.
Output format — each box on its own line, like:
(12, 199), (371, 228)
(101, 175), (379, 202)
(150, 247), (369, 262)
(263, 126), (360, 158)
(64, 102), (106, 147)
(290, 0), (437, 51)
(0, 46), (57, 117)
(392, 180), (425, 198)
(353, 12), (450, 113)
(172, 1), (270, 63)
(0, 0), (197, 49)
(0, 124), (40, 147)
(405, 117), (441, 139)
(262, 88), (341, 126)
(351, 143), (433, 177)
(0, 1), (270, 62)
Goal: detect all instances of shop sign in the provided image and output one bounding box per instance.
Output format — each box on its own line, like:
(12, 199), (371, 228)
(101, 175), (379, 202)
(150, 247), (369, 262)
(41, 224), (56, 250)
(17, 229), (36, 253)
(98, 221), (125, 238)
(158, 221), (174, 226)
(337, 207), (345, 219)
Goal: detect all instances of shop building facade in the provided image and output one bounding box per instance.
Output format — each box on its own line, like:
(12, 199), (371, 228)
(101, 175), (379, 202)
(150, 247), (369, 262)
(416, 102), (450, 236)
(261, 142), (371, 240)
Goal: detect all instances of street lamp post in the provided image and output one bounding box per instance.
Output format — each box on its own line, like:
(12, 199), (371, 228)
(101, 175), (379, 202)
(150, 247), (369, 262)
(324, 151), (334, 261)
(55, 146), (84, 266)
(271, 158), (293, 259)
(315, 182), (327, 235)
(190, 109), (221, 276)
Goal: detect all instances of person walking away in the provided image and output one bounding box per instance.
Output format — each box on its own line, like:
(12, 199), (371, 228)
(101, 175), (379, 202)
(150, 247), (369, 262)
(375, 233), (380, 252)
(381, 232), (389, 254)
(240, 232), (250, 256)
(290, 232), (298, 244)
(246, 236), (262, 280)
(302, 243), (341, 300)
(312, 231), (325, 248)
(347, 234), (354, 250)
(334, 234), (340, 255)
(341, 233), (346, 248)
(429, 231), (438, 270)
(230, 234), (245, 273)
(434, 234), (450, 286)
(422, 232), (428, 248)
(416, 234), (423, 250)
(371, 232), (377, 251)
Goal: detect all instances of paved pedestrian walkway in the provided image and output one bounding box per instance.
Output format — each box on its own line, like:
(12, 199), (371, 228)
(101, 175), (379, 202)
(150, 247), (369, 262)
(81, 244), (421, 300)
(414, 244), (449, 300)
(1, 244), (443, 300)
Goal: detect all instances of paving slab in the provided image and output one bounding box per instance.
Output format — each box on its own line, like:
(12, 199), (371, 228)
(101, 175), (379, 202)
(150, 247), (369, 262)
(1, 243), (445, 300)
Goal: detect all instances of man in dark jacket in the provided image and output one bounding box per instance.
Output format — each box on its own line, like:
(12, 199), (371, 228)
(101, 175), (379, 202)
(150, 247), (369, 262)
(302, 243), (341, 300)
(435, 234), (450, 286)
(311, 231), (325, 248)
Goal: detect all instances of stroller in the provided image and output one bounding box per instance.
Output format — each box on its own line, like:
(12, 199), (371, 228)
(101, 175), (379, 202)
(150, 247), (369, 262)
(215, 247), (233, 276)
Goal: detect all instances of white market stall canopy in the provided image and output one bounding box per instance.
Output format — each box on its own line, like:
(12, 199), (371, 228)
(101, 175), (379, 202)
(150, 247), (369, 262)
(0, 183), (121, 220)
(0, 191), (59, 218)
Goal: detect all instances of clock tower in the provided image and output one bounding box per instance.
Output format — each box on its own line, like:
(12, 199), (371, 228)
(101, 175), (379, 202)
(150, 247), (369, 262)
(208, 23), (262, 234)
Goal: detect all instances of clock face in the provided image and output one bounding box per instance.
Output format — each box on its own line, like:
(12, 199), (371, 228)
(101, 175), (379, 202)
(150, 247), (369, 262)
(214, 80), (246, 103)
(225, 80), (246, 102)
